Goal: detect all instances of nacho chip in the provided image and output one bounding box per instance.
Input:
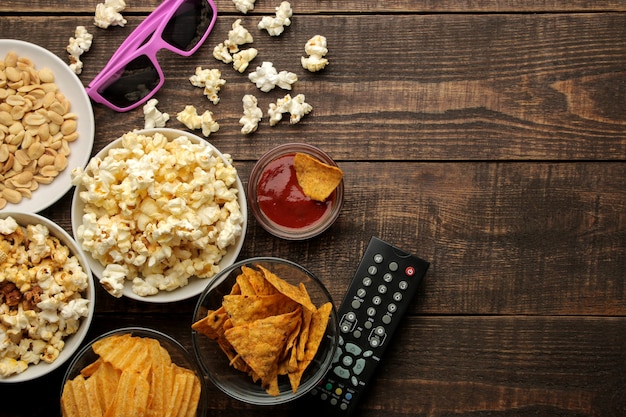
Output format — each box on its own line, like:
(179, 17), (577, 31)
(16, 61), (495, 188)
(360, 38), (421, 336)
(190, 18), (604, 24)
(257, 265), (317, 312)
(222, 293), (300, 326)
(242, 265), (277, 295)
(293, 152), (343, 202)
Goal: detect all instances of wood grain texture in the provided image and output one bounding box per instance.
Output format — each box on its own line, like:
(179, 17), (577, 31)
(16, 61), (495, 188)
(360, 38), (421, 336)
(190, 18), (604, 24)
(1, 1), (625, 416)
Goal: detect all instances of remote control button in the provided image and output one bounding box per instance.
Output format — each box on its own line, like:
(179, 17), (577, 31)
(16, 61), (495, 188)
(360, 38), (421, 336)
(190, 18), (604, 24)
(367, 307), (376, 317)
(325, 382), (333, 390)
(368, 265), (377, 275)
(369, 336), (381, 348)
(399, 280), (408, 290)
(353, 329), (362, 338)
(388, 303), (397, 313)
(333, 347), (343, 362)
(378, 284), (387, 294)
(335, 387), (343, 395)
(383, 272), (393, 282)
(333, 366), (350, 379)
(353, 358), (366, 375)
(357, 288), (366, 298)
(364, 321), (372, 329)
(389, 261), (399, 271)
(321, 392), (328, 400)
(363, 350), (373, 357)
(345, 392), (353, 400)
(351, 376), (359, 386)
(393, 291), (403, 302)
(405, 265), (416, 276)
(346, 312), (356, 321)
(331, 398), (338, 405)
(341, 322), (352, 333)
(372, 295), (382, 305)
(342, 355), (353, 367)
(373, 254), (383, 264)
(374, 326), (385, 336)
(362, 277), (372, 287)
(382, 315), (392, 324)
(345, 342), (362, 356)
(340, 403), (349, 411)
(351, 299), (361, 309)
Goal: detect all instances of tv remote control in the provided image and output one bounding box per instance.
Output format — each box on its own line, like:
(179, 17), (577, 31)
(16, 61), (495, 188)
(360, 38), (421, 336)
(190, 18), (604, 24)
(302, 236), (429, 417)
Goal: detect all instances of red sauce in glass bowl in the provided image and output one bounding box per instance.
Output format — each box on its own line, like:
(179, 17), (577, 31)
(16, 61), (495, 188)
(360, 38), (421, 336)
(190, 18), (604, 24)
(256, 154), (333, 229)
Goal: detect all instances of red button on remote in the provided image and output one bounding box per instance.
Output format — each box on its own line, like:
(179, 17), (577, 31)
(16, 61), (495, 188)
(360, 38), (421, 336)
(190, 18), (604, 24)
(405, 266), (415, 276)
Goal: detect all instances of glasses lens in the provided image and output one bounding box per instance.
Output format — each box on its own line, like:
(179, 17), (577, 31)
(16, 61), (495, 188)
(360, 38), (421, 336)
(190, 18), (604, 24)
(162, 0), (213, 51)
(97, 55), (160, 109)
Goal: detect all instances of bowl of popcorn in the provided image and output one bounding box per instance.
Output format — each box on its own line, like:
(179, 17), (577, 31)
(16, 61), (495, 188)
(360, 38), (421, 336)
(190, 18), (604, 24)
(192, 257), (339, 405)
(0, 40), (95, 213)
(247, 143), (344, 240)
(70, 128), (247, 303)
(61, 327), (207, 417)
(0, 212), (95, 383)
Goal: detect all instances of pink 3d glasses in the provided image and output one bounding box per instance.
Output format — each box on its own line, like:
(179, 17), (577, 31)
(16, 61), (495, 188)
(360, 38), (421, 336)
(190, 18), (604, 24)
(86, 0), (217, 112)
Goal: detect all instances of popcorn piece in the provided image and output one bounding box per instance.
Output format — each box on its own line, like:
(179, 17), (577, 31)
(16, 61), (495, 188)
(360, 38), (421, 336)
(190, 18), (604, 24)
(189, 67), (226, 104)
(258, 1), (292, 36)
(301, 35), (329, 72)
(213, 19), (254, 64)
(233, 0), (256, 14)
(143, 98), (170, 129)
(0, 216), (90, 376)
(248, 61), (297, 92)
(268, 93), (312, 126)
(66, 26), (93, 74)
(239, 94), (262, 134)
(71, 131), (244, 298)
(232, 48), (258, 73)
(94, 0), (127, 29)
(176, 105), (220, 137)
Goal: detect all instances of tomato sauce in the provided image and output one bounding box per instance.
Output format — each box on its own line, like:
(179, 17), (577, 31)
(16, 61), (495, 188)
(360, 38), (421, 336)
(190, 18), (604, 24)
(257, 154), (332, 229)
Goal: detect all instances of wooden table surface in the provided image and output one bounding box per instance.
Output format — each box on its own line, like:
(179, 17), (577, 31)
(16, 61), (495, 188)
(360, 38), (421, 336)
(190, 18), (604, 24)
(2, 1), (626, 416)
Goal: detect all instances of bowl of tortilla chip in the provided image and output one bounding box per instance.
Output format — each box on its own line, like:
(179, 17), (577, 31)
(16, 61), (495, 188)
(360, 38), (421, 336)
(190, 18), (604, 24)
(247, 143), (344, 240)
(60, 327), (207, 417)
(191, 257), (339, 405)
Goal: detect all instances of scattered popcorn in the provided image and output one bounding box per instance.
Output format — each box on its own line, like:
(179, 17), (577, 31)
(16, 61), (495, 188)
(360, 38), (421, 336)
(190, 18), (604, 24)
(94, 0), (127, 29)
(239, 94), (262, 134)
(143, 98), (170, 129)
(66, 26), (93, 75)
(0, 216), (90, 377)
(189, 67), (226, 104)
(176, 105), (220, 137)
(268, 93), (312, 126)
(71, 131), (243, 298)
(233, 48), (258, 73)
(213, 19), (254, 65)
(301, 35), (329, 72)
(249, 61), (297, 92)
(233, 0), (256, 14)
(258, 1), (293, 36)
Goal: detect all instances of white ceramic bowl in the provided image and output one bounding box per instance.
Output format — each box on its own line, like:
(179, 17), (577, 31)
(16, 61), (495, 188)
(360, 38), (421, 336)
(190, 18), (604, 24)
(71, 128), (247, 302)
(0, 212), (95, 383)
(0, 39), (95, 213)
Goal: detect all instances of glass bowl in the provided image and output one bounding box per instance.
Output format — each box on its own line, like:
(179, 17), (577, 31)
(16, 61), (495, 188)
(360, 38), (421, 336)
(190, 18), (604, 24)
(61, 327), (207, 417)
(192, 257), (339, 405)
(0, 212), (95, 383)
(247, 143), (344, 240)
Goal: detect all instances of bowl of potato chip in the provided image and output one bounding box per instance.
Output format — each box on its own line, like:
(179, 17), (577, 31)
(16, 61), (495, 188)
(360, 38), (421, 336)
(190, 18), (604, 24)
(61, 327), (207, 417)
(247, 143), (344, 240)
(0, 212), (94, 383)
(192, 257), (339, 405)
(70, 128), (247, 302)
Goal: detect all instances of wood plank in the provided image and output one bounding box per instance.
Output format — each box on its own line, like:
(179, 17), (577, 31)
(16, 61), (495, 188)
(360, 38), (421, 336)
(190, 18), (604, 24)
(2, 0), (626, 13)
(2, 14), (625, 160)
(52, 161), (625, 316)
(2, 316), (623, 416)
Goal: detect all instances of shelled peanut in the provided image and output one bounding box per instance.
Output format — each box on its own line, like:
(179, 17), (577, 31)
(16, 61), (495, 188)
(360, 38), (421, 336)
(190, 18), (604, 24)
(0, 51), (77, 208)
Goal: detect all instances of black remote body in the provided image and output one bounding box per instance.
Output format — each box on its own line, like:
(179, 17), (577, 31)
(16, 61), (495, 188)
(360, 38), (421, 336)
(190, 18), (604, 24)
(304, 236), (430, 416)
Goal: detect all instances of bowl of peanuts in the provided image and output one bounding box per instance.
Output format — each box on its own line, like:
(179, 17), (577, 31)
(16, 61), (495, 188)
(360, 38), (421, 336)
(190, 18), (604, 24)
(0, 211), (95, 383)
(0, 39), (95, 213)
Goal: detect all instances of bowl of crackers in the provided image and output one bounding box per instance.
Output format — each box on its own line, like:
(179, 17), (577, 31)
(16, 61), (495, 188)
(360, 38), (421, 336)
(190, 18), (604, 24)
(191, 257), (339, 405)
(0, 212), (95, 383)
(61, 327), (207, 417)
(247, 143), (344, 240)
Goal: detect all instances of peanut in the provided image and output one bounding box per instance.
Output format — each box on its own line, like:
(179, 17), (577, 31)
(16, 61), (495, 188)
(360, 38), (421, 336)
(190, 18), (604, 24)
(0, 51), (78, 206)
